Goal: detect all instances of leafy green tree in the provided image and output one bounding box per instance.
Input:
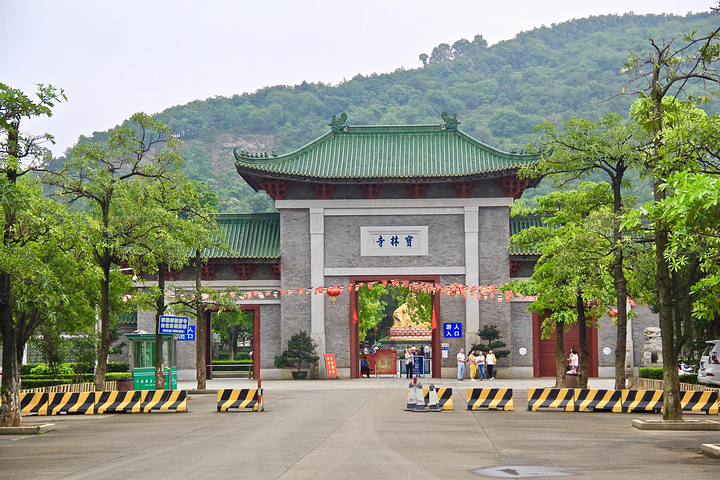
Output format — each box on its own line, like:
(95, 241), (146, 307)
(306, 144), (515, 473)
(1, 82), (65, 427)
(508, 183), (616, 388)
(49, 112), (185, 391)
(213, 310), (253, 360)
(358, 284), (388, 342)
(623, 23), (720, 420)
(524, 113), (642, 389)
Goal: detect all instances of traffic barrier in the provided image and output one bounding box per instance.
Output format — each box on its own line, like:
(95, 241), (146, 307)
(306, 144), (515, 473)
(621, 389), (663, 413)
(414, 382), (427, 412)
(527, 388), (574, 411)
(141, 390), (188, 412)
(20, 392), (48, 415)
(467, 388), (513, 411)
(567, 389), (622, 412)
(96, 390), (144, 413)
(408, 387), (453, 410)
(405, 381), (418, 411)
(427, 384), (442, 412)
(217, 388), (262, 412)
(679, 390), (718, 415)
(42, 392), (96, 415)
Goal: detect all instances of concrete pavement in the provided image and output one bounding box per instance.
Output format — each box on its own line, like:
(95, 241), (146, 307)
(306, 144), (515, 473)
(2, 377), (719, 479)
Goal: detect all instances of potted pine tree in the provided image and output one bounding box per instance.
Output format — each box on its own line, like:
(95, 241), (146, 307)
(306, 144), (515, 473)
(274, 331), (319, 379)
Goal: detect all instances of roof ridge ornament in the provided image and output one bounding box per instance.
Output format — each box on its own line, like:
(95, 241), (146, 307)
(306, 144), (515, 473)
(440, 111), (459, 132)
(329, 112), (349, 133)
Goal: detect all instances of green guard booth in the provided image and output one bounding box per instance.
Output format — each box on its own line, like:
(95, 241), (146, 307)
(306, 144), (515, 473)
(127, 333), (178, 390)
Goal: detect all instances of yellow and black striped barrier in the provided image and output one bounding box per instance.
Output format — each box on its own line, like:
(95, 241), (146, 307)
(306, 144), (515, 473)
(217, 388), (263, 412)
(527, 388), (574, 411)
(567, 389), (622, 412)
(142, 390), (188, 412)
(621, 390), (663, 413)
(42, 392), (96, 415)
(467, 388), (513, 411)
(96, 391), (144, 413)
(17, 389), (188, 415)
(680, 390), (719, 414)
(20, 392), (48, 415)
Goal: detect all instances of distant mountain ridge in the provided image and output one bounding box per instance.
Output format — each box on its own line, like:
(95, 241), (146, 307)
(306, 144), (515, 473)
(69, 12), (719, 213)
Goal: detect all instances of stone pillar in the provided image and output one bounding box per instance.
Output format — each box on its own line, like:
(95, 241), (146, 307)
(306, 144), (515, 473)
(310, 208), (327, 378)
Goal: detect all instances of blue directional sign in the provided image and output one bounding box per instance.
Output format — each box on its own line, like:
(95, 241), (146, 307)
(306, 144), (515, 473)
(178, 325), (196, 341)
(159, 315), (190, 335)
(443, 322), (462, 338)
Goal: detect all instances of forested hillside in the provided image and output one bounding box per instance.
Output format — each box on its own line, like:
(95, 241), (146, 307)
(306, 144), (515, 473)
(68, 12), (718, 213)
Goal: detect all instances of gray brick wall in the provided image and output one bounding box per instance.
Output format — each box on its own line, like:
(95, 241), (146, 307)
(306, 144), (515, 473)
(260, 304), (281, 369)
(279, 209), (313, 353)
(510, 301), (533, 368)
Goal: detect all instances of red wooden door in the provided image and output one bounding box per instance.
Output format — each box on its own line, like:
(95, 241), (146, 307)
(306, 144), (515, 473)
(533, 313), (598, 377)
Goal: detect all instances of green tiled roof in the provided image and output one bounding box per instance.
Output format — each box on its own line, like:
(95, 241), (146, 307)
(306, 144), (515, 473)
(509, 215), (544, 256)
(205, 213), (280, 261)
(234, 121), (537, 184)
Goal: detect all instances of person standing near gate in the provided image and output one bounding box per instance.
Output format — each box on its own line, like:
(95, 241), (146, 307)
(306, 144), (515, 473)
(486, 349), (497, 380)
(405, 348), (414, 378)
(457, 348), (466, 380)
(468, 350), (478, 381)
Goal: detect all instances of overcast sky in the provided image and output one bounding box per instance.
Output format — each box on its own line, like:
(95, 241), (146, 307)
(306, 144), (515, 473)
(2, 0), (716, 155)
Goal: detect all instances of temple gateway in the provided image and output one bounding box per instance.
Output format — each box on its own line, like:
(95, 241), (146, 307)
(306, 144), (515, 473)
(132, 113), (657, 379)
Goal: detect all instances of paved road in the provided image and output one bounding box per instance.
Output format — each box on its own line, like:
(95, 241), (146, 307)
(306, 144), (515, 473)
(2, 378), (719, 479)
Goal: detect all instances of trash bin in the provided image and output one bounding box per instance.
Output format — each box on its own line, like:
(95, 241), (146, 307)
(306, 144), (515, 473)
(565, 373), (578, 388)
(116, 378), (133, 391)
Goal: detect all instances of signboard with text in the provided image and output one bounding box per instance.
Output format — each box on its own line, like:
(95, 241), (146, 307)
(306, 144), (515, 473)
(325, 354), (338, 377)
(360, 226), (428, 257)
(443, 322), (462, 338)
(178, 325), (195, 341)
(159, 316), (189, 335)
(374, 349), (397, 375)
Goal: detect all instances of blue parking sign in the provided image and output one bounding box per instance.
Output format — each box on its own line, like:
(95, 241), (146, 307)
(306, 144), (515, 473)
(443, 322), (462, 338)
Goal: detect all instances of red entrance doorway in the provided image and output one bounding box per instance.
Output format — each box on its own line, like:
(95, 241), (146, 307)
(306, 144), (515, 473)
(533, 312), (598, 377)
(349, 276), (442, 379)
(201, 305), (260, 380)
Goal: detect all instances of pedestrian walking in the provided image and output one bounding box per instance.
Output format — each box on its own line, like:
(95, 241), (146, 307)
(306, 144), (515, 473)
(405, 348), (414, 378)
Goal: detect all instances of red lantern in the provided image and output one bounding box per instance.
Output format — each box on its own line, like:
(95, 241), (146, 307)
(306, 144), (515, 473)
(326, 286), (343, 302)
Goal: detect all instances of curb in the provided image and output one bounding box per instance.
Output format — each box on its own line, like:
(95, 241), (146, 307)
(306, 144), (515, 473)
(632, 419), (720, 431)
(0, 423), (55, 435)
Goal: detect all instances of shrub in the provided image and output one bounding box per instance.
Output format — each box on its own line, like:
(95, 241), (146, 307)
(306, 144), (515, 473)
(30, 364), (50, 375)
(107, 362), (130, 372)
(638, 367), (663, 380)
(274, 330), (319, 371)
(21, 363), (42, 375)
(678, 373), (699, 384)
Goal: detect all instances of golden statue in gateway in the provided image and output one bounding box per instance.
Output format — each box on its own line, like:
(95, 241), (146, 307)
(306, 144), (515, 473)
(392, 303), (429, 329)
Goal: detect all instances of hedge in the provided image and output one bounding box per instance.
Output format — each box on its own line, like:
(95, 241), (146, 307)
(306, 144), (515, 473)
(18, 372), (131, 390)
(638, 367), (699, 384)
(19, 362), (129, 375)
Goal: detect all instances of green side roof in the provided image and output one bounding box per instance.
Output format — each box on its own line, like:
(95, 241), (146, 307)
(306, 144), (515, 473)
(205, 213), (280, 261)
(509, 215), (544, 256)
(234, 116), (537, 185)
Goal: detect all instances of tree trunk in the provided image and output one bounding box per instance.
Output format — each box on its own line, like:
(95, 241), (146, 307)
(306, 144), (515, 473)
(195, 251), (206, 390)
(0, 289), (22, 427)
(612, 175), (628, 390)
(94, 243), (112, 392)
(555, 320), (566, 388)
(155, 263), (166, 390)
(576, 294), (589, 389)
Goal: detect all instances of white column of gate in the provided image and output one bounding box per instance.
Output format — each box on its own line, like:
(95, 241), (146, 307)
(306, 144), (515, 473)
(310, 208), (327, 378)
(464, 206), (480, 348)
